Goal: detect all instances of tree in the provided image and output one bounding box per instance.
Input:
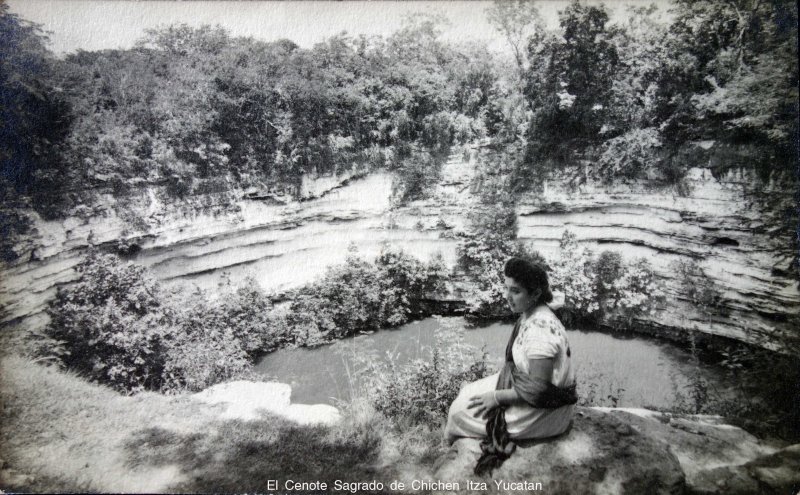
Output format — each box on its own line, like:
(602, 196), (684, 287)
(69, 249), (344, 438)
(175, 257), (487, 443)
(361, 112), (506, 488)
(486, 0), (543, 77)
(517, 1), (619, 187)
(0, 5), (71, 218)
(656, 0), (798, 163)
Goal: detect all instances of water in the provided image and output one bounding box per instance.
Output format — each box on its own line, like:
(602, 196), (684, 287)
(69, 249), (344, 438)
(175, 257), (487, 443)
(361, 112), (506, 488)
(255, 316), (733, 409)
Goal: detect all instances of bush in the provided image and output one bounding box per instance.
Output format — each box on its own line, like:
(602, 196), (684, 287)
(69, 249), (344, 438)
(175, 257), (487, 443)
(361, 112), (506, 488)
(549, 231), (600, 325)
(217, 279), (291, 356)
(594, 128), (663, 182)
(671, 331), (800, 442)
(671, 259), (729, 316)
(549, 231), (662, 327)
(43, 252), (174, 392)
(41, 252), (283, 394)
(161, 300), (252, 392)
(456, 200), (548, 319)
(595, 252), (662, 328)
(353, 318), (492, 427)
(392, 151), (444, 203)
(288, 248), (447, 344)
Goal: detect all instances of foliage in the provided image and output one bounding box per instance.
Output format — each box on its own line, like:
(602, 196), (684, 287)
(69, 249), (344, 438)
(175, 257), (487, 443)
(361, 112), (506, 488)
(548, 230), (600, 325)
(549, 230), (662, 328)
(597, 256), (663, 328)
(485, 0), (543, 77)
(288, 247), (447, 344)
(162, 300), (252, 392)
(216, 280), (292, 356)
(595, 128), (663, 182)
(1, 13), (499, 234)
(671, 259), (728, 315)
(391, 150), (444, 203)
(0, 187), (32, 263)
(661, 0), (798, 167)
(456, 199), (548, 319)
(0, 5), (71, 220)
(349, 318), (492, 428)
(485, 0), (798, 190)
(43, 252), (174, 392)
(40, 253), (290, 393)
(670, 330), (800, 442)
(521, 1), (619, 177)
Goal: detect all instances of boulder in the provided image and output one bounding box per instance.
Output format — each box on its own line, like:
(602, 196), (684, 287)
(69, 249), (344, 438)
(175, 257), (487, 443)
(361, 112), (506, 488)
(434, 408), (685, 494)
(690, 443), (800, 495)
(592, 408), (782, 494)
(433, 407), (790, 495)
(192, 380), (341, 426)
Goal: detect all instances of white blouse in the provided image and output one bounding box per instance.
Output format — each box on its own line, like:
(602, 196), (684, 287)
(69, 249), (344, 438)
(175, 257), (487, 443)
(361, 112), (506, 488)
(511, 308), (575, 388)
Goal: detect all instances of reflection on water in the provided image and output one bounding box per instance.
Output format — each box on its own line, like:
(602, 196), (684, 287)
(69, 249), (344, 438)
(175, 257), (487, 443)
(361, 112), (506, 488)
(255, 316), (733, 409)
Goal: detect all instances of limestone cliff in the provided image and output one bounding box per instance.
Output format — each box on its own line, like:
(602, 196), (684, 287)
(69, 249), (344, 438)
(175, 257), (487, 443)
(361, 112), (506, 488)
(514, 166), (798, 349)
(1, 149), (797, 351)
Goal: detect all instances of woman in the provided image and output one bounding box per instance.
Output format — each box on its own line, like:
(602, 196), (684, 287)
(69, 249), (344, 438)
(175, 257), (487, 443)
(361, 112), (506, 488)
(444, 257), (577, 475)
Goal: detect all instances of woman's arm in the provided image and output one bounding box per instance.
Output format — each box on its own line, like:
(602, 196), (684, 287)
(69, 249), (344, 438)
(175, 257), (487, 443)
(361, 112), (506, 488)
(495, 358), (553, 406)
(468, 358), (554, 415)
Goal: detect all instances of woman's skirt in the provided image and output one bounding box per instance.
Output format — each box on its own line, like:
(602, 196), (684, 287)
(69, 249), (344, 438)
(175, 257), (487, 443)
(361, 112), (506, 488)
(444, 373), (574, 444)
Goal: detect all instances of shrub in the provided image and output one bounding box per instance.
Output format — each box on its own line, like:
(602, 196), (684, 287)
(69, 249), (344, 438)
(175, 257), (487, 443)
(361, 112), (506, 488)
(549, 231), (600, 325)
(549, 231), (662, 327)
(671, 259), (728, 315)
(354, 318), (493, 428)
(594, 251), (625, 304)
(43, 252), (173, 393)
(595, 128), (663, 182)
(392, 151), (444, 203)
(161, 300), (252, 393)
(594, 252), (662, 327)
(456, 200), (548, 319)
(217, 279), (292, 355)
(41, 252), (275, 394)
(670, 330), (800, 442)
(287, 248), (447, 343)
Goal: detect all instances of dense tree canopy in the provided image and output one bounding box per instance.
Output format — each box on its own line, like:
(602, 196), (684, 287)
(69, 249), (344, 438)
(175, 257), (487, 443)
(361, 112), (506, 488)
(1, 11), (498, 229)
(511, 0), (797, 185)
(0, 1), (796, 256)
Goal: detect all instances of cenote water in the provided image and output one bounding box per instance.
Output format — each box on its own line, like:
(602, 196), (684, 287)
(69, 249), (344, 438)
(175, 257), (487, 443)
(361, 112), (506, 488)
(255, 316), (734, 409)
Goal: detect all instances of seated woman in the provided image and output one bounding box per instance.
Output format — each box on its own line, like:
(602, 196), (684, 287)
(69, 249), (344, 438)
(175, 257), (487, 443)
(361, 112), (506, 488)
(444, 257), (577, 475)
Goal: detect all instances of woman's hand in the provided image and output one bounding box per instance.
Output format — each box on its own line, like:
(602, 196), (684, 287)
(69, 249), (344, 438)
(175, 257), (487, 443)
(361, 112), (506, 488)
(467, 391), (500, 419)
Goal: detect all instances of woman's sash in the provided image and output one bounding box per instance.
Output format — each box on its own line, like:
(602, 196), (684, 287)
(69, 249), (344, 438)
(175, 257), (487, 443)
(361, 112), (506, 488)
(473, 317), (578, 476)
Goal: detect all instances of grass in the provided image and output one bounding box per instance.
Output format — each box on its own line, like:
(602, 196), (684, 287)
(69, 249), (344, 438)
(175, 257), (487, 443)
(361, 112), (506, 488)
(0, 354), (212, 492)
(0, 354), (447, 493)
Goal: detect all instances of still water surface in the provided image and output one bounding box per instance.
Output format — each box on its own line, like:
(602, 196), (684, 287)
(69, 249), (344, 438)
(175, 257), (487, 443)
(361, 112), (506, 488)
(255, 316), (732, 409)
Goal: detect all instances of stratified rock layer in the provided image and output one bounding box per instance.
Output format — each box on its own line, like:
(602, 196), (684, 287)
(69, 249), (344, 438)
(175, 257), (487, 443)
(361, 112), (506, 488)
(515, 167), (798, 349)
(1, 148), (797, 350)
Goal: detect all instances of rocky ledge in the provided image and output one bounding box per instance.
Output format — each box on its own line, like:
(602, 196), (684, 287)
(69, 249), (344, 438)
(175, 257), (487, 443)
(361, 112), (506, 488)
(433, 407), (799, 495)
(192, 380), (341, 426)
(514, 167), (799, 350)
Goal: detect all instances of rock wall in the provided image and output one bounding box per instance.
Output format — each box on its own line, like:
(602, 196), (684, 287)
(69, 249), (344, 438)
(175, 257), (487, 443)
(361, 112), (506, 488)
(1, 148), (797, 351)
(515, 167), (798, 349)
(0, 170), (458, 331)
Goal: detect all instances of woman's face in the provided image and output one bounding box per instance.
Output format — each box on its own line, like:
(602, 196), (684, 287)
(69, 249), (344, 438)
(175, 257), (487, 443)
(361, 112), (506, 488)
(504, 275), (540, 314)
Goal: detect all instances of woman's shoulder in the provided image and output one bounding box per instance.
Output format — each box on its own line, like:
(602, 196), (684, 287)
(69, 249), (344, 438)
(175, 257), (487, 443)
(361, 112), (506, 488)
(522, 306), (565, 336)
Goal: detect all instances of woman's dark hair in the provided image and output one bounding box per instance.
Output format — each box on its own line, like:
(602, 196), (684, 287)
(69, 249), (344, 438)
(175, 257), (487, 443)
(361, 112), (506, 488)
(504, 257), (553, 304)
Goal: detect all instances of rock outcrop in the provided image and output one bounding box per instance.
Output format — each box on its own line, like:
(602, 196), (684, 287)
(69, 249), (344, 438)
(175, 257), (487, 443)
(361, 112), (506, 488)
(514, 166), (798, 349)
(192, 380), (341, 426)
(1, 146), (797, 351)
(433, 407), (797, 495)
